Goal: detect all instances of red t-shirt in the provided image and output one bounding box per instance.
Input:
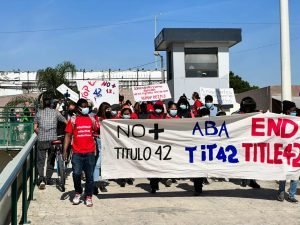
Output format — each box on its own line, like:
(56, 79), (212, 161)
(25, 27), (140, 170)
(165, 114), (180, 119)
(148, 113), (165, 119)
(131, 112), (139, 119)
(65, 116), (97, 154)
(192, 99), (203, 116)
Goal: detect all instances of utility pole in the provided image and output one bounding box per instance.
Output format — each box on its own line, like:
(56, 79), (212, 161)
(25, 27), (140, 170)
(280, 0), (292, 101)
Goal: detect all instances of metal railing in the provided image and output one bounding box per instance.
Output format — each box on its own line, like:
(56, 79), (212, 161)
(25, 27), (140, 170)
(0, 134), (38, 225)
(0, 122), (34, 148)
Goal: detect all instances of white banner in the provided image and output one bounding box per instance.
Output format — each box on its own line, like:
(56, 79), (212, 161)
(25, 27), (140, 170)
(132, 83), (171, 102)
(77, 80), (119, 108)
(101, 113), (300, 180)
(56, 84), (79, 103)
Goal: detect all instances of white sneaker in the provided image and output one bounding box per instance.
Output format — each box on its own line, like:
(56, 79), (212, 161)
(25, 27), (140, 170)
(85, 196), (93, 207)
(73, 193), (81, 205)
(39, 181), (46, 190)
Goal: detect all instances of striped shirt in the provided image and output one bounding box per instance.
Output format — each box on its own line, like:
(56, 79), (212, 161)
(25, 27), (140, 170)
(34, 108), (66, 141)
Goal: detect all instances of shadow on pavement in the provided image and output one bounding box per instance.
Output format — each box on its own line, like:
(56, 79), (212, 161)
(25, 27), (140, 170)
(92, 187), (277, 201)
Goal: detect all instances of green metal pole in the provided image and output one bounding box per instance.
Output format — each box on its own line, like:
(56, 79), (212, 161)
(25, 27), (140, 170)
(34, 142), (38, 186)
(29, 149), (34, 200)
(21, 161), (28, 224)
(11, 178), (18, 225)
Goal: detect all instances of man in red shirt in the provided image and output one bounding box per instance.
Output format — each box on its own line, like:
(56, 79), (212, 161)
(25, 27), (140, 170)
(63, 99), (99, 207)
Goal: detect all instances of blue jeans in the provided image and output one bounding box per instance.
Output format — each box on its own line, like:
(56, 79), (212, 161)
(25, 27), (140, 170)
(278, 180), (298, 198)
(72, 153), (95, 197)
(93, 138), (102, 182)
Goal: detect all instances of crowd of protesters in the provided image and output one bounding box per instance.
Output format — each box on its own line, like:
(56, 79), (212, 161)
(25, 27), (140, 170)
(33, 93), (300, 207)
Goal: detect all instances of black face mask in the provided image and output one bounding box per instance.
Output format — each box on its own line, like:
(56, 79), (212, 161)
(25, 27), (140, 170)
(105, 111), (112, 119)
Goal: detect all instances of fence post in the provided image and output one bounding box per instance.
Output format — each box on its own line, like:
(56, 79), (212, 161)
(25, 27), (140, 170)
(21, 161), (28, 224)
(29, 149), (34, 200)
(34, 142), (38, 185)
(11, 179), (18, 225)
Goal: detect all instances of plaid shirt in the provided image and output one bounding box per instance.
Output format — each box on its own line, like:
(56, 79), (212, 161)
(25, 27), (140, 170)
(34, 108), (66, 141)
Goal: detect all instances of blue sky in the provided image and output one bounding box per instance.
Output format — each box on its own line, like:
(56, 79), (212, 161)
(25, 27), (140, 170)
(0, 0), (299, 87)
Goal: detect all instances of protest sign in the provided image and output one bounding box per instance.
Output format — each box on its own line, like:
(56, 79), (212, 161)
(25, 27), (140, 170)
(56, 84), (79, 103)
(132, 83), (171, 102)
(199, 87), (218, 104)
(101, 113), (300, 180)
(200, 87), (236, 105)
(77, 80), (119, 108)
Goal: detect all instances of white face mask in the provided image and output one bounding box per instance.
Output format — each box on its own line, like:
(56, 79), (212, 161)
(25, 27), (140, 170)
(79, 107), (89, 115)
(111, 111), (117, 116)
(290, 112), (297, 116)
(205, 103), (213, 109)
(122, 114), (130, 119)
(180, 105), (187, 110)
(169, 109), (177, 116)
(155, 109), (163, 114)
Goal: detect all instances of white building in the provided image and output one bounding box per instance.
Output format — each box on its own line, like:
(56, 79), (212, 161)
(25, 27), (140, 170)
(155, 28), (242, 102)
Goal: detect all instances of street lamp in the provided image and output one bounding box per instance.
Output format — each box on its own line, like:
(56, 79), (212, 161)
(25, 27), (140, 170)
(154, 51), (164, 83)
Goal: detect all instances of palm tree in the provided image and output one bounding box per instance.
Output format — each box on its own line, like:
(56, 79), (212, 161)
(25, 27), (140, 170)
(36, 61), (76, 99)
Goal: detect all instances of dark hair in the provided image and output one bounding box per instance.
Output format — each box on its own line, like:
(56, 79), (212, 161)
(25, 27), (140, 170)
(167, 101), (176, 109)
(97, 102), (111, 118)
(126, 100), (132, 106)
(76, 98), (88, 107)
(216, 111), (226, 116)
(140, 102), (148, 114)
(177, 96), (191, 118)
(111, 104), (121, 111)
(282, 100), (296, 114)
(205, 95), (213, 103)
(198, 107), (210, 117)
(193, 92), (200, 100)
(43, 97), (52, 109)
(240, 97), (256, 113)
(119, 94), (124, 103)
(121, 107), (132, 116)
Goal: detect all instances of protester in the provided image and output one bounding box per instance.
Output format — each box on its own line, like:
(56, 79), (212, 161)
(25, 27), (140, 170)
(118, 106), (135, 187)
(9, 108), (17, 122)
(63, 98), (99, 207)
(119, 94), (125, 106)
(191, 92), (203, 116)
(34, 97), (67, 189)
(93, 102), (111, 194)
(148, 100), (166, 119)
(146, 101), (154, 113)
(165, 101), (179, 119)
(277, 100), (299, 203)
(234, 96), (261, 189)
(138, 102), (149, 119)
(202, 95), (218, 116)
(177, 94), (193, 118)
(111, 104), (121, 119)
(148, 100), (173, 192)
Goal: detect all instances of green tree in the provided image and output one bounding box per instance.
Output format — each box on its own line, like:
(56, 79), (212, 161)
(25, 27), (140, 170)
(36, 61), (76, 99)
(229, 71), (259, 94)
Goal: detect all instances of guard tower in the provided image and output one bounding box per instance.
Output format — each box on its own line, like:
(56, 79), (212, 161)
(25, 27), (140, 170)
(154, 28), (242, 102)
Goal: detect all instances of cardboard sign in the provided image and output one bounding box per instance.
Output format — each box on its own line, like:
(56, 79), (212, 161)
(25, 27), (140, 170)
(101, 113), (300, 180)
(199, 87), (218, 104)
(56, 84), (79, 103)
(77, 80), (119, 108)
(200, 87), (236, 105)
(132, 83), (171, 102)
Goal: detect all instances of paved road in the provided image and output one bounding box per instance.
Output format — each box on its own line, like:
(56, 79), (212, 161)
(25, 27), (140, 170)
(27, 176), (300, 225)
